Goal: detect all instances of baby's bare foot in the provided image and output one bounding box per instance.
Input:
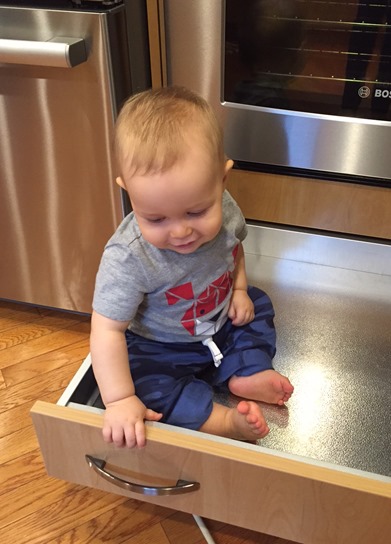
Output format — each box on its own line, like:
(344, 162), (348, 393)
(228, 400), (269, 441)
(229, 370), (294, 406)
(257, 370), (294, 405)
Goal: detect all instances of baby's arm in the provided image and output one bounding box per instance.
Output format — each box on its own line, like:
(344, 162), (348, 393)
(228, 242), (255, 326)
(90, 310), (162, 448)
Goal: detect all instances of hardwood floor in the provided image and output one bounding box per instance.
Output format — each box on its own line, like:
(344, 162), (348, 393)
(0, 300), (295, 544)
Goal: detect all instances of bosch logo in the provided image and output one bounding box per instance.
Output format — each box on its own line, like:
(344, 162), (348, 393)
(357, 87), (391, 99)
(374, 89), (391, 98)
(358, 86), (370, 98)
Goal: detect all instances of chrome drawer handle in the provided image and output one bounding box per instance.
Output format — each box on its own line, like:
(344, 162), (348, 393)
(85, 455), (200, 496)
(0, 37), (87, 68)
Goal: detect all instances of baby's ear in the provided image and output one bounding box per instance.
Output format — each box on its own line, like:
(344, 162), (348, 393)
(115, 176), (126, 189)
(223, 159), (234, 183)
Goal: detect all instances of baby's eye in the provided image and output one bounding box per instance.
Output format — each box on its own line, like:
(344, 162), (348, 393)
(187, 209), (207, 217)
(146, 217), (165, 224)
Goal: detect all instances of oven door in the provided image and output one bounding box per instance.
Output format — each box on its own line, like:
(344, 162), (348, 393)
(164, 0), (391, 182)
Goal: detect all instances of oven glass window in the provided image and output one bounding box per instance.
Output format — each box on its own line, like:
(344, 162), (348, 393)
(224, 0), (391, 120)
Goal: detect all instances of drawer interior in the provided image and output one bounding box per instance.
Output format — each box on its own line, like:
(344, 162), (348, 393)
(65, 364), (104, 410)
(61, 224), (391, 480)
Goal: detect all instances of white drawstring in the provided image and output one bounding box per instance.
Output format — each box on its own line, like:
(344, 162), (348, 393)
(202, 337), (223, 367)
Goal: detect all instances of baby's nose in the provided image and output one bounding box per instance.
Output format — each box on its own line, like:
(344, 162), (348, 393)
(171, 222), (192, 239)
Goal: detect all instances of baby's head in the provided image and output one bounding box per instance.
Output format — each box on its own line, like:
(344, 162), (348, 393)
(114, 86), (226, 183)
(114, 87), (233, 253)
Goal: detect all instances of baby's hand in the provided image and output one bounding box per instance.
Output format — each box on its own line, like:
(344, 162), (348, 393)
(228, 289), (255, 326)
(103, 395), (162, 448)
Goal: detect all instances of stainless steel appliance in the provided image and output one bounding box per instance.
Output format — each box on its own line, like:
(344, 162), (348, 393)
(164, 0), (391, 183)
(0, 0), (150, 313)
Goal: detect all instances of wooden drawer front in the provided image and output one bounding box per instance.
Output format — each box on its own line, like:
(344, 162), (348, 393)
(227, 170), (391, 239)
(31, 401), (391, 544)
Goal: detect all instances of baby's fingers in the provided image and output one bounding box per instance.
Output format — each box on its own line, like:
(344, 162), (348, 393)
(231, 310), (247, 326)
(133, 420), (147, 448)
(227, 301), (237, 321)
(133, 412), (163, 448)
(102, 422), (115, 444)
(104, 423), (126, 448)
(145, 409), (163, 422)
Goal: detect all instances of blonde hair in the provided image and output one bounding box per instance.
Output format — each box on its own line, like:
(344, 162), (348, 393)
(115, 86), (225, 179)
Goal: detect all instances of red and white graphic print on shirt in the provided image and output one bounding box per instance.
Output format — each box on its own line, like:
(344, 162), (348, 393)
(165, 245), (239, 337)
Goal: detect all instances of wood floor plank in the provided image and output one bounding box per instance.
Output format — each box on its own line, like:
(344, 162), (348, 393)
(0, 400), (41, 439)
(0, 313), (40, 332)
(0, 425), (39, 465)
(125, 521), (172, 544)
(0, 301), (41, 321)
(0, 314), (89, 351)
(45, 500), (175, 544)
(161, 512), (207, 544)
(206, 521), (294, 544)
(0, 485), (129, 544)
(0, 321), (90, 369)
(1, 338), (89, 388)
(0, 360), (81, 414)
(0, 449), (46, 494)
(0, 389), (66, 438)
(0, 471), (71, 528)
(0, 302), (88, 333)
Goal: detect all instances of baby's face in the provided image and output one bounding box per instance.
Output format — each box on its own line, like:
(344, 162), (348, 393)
(120, 148), (232, 254)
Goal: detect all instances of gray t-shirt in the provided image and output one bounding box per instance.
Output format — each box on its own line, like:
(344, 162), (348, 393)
(93, 190), (247, 343)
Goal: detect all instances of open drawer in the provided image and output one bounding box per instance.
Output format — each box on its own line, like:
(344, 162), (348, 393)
(31, 224), (391, 544)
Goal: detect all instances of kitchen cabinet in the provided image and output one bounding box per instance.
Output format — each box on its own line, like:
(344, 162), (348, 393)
(31, 225), (391, 544)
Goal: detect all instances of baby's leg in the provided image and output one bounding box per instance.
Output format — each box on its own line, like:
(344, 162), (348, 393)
(216, 286), (292, 406)
(199, 401), (269, 441)
(228, 370), (294, 406)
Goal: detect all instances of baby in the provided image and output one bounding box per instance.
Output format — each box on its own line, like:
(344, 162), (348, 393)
(90, 86), (293, 448)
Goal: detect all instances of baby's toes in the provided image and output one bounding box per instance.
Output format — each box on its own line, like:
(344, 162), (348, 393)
(246, 412), (259, 425)
(256, 422), (270, 438)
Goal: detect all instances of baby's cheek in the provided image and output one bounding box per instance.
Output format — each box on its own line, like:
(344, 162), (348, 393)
(139, 227), (164, 248)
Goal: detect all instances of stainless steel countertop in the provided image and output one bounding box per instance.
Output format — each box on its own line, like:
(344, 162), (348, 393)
(218, 224), (391, 478)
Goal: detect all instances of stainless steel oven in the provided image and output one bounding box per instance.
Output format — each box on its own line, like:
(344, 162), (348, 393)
(0, 0), (149, 313)
(164, 0), (391, 184)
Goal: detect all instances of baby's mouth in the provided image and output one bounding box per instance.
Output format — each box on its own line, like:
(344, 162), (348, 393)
(171, 239), (197, 250)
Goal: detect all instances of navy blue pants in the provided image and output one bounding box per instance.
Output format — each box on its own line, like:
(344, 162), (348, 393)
(125, 286), (276, 430)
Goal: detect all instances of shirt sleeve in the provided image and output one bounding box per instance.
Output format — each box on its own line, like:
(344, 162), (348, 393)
(223, 190), (248, 242)
(92, 242), (145, 322)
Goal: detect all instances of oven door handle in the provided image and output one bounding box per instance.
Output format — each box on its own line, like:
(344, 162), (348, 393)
(0, 37), (87, 68)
